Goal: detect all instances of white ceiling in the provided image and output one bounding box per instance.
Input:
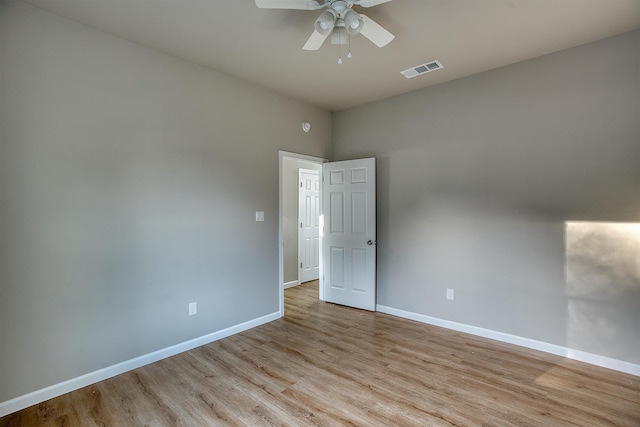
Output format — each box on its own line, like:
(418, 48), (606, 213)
(18, 0), (640, 111)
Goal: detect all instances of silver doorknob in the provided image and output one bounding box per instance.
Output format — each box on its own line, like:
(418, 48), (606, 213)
(367, 240), (377, 246)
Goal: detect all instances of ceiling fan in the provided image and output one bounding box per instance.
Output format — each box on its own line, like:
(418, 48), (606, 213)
(255, 0), (394, 51)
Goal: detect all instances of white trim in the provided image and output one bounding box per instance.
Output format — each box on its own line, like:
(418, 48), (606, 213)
(0, 311), (280, 418)
(284, 280), (300, 289)
(377, 305), (640, 377)
(283, 280), (300, 289)
(278, 150), (327, 318)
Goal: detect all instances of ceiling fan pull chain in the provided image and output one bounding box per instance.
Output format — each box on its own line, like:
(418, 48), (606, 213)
(348, 34), (352, 59)
(338, 29), (343, 64)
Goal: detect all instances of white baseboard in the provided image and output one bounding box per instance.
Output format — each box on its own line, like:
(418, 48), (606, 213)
(0, 311), (281, 418)
(284, 280), (300, 289)
(376, 304), (640, 377)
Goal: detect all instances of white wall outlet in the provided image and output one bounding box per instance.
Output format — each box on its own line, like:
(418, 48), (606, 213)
(255, 211), (264, 222)
(188, 302), (197, 316)
(446, 288), (454, 300)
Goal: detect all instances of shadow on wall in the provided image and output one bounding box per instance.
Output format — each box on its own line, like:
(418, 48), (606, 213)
(565, 222), (640, 362)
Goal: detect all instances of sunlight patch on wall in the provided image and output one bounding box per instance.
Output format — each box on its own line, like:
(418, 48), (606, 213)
(564, 222), (640, 360)
(566, 222), (640, 296)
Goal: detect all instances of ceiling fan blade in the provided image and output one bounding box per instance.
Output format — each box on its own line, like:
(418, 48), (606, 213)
(303, 29), (330, 50)
(359, 14), (394, 47)
(255, 0), (321, 10)
(355, 0), (392, 7)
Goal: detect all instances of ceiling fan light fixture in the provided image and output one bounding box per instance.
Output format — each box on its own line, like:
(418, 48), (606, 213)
(343, 9), (364, 35)
(314, 9), (337, 35)
(331, 26), (348, 45)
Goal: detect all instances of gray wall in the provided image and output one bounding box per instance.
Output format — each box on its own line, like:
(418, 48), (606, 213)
(0, 0), (331, 402)
(332, 30), (640, 364)
(282, 158), (322, 284)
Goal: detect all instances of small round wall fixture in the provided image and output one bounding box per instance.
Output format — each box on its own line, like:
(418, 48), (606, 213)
(302, 121), (312, 133)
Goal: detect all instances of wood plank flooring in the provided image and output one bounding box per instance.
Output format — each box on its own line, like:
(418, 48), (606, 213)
(2, 280), (639, 426)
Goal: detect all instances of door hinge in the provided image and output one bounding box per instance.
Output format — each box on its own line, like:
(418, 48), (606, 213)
(300, 182), (303, 187)
(300, 262), (303, 268)
(300, 222), (303, 228)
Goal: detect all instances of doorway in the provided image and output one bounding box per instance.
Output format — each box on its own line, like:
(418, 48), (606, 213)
(278, 151), (326, 317)
(278, 151), (378, 316)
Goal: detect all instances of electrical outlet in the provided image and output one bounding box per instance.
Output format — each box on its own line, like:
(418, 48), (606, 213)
(189, 302), (197, 316)
(446, 288), (454, 300)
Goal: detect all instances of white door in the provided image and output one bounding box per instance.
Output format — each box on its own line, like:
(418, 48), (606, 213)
(298, 169), (320, 283)
(321, 158), (376, 311)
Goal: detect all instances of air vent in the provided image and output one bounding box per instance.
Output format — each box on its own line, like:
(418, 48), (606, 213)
(401, 60), (444, 79)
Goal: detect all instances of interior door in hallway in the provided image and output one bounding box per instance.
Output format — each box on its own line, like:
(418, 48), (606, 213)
(298, 168), (320, 283)
(322, 158), (376, 311)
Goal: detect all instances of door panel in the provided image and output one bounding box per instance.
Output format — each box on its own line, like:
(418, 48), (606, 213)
(298, 169), (320, 283)
(322, 158), (376, 311)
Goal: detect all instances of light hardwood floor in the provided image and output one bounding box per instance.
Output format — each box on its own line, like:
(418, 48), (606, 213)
(2, 280), (639, 426)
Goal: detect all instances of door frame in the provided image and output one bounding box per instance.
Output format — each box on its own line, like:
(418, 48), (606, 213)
(278, 150), (327, 317)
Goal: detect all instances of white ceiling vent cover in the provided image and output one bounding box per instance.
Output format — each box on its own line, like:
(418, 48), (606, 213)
(401, 60), (443, 79)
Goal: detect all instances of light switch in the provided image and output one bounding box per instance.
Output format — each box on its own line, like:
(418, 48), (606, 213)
(256, 211), (264, 222)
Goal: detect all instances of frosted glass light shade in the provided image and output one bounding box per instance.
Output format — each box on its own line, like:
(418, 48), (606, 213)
(314, 10), (337, 35)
